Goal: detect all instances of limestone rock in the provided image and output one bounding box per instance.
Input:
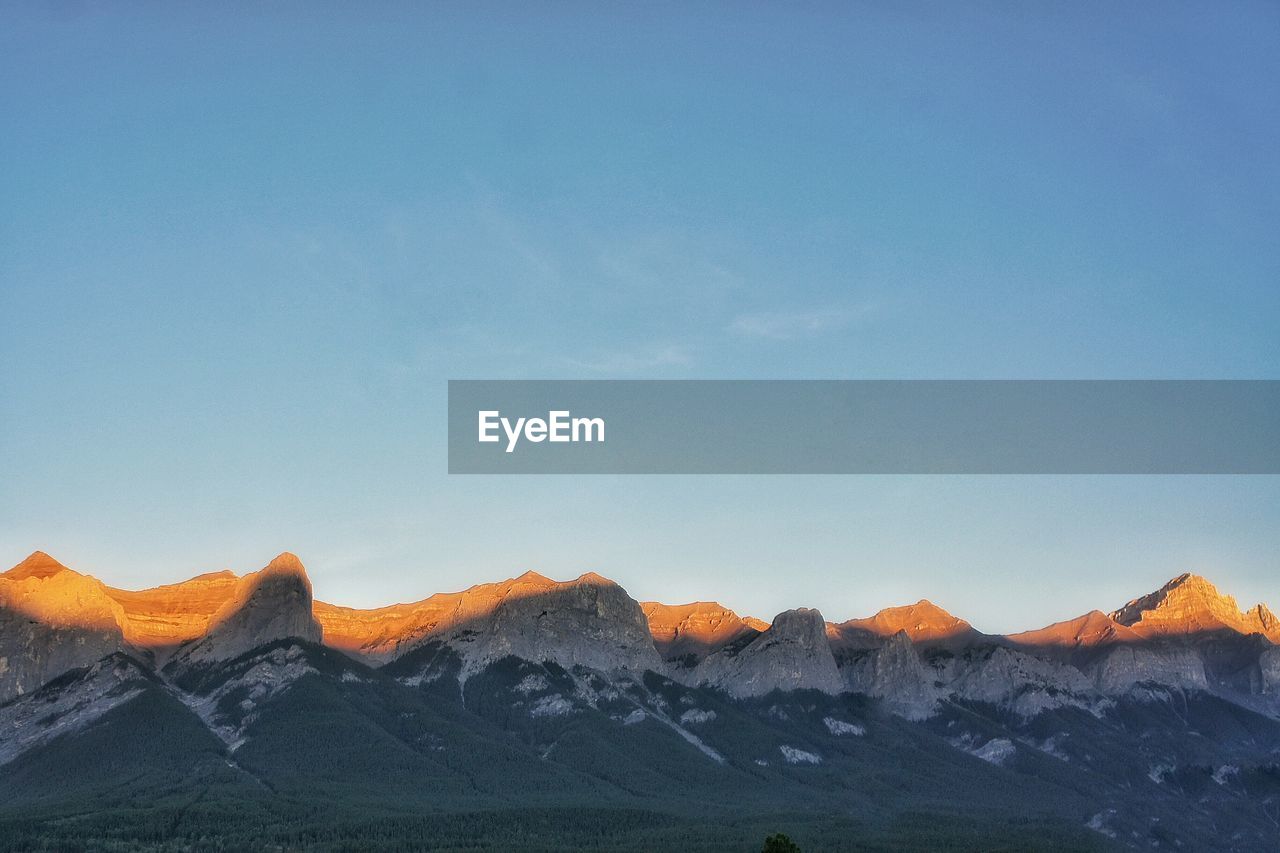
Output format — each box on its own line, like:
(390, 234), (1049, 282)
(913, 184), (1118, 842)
(325, 571), (664, 680)
(838, 630), (940, 719)
(691, 608), (843, 698)
(440, 571), (663, 679)
(1258, 647), (1280, 695)
(1110, 574), (1280, 642)
(1007, 610), (1139, 649)
(1089, 643), (1209, 694)
(0, 653), (152, 765)
(0, 552), (128, 702)
(831, 599), (979, 648)
(640, 601), (767, 666)
(948, 646), (1093, 716)
(169, 553), (322, 666)
(106, 570), (239, 653)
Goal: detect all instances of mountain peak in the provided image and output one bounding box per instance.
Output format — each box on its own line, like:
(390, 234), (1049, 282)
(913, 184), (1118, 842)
(771, 607), (828, 640)
(1008, 610), (1138, 648)
(441, 568), (660, 679)
(168, 555), (322, 666)
(5, 551), (75, 580)
(1250, 603), (1278, 632)
(1110, 573), (1279, 641)
(104, 570), (243, 651)
(693, 606), (843, 697)
(0, 556), (127, 702)
(1168, 573), (1216, 592)
(513, 569), (554, 586)
(265, 552), (307, 577)
(641, 600), (767, 665)
(836, 599), (976, 645)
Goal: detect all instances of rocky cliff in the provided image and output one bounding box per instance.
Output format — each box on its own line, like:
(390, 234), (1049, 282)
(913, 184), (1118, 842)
(1007, 610), (1140, 650)
(4, 551), (1278, 725)
(105, 570), (239, 653)
(640, 600), (768, 666)
(0, 553), (128, 702)
(830, 599), (980, 648)
(167, 553), (322, 666)
(1111, 573), (1280, 642)
(690, 608), (844, 697)
(321, 570), (663, 680)
(838, 630), (941, 719)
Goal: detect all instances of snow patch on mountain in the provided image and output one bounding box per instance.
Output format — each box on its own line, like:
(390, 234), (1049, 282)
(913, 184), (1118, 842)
(679, 708), (716, 725)
(779, 745), (822, 765)
(823, 717), (865, 736)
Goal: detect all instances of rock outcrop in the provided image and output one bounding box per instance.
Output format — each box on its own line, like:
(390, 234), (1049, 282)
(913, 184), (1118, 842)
(437, 571), (663, 679)
(831, 599), (980, 647)
(641, 601), (767, 666)
(105, 571), (239, 653)
(839, 630), (940, 719)
(4, 551), (1278, 727)
(0, 553), (128, 702)
(947, 646), (1094, 716)
(1007, 610), (1139, 650)
(1089, 643), (1209, 694)
(321, 571), (664, 680)
(691, 608), (843, 698)
(168, 553), (322, 667)
(1262, 648), (1280, 695)
(1110, 574), (1280, 642)
(0, 653), (153, 765)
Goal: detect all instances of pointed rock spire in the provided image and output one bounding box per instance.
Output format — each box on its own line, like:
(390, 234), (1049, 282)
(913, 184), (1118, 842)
(5, 551), (75, 580)
(1110, 573), (1279, 640)
(169, 553), (322, 666)
(692, 607), (843, 698)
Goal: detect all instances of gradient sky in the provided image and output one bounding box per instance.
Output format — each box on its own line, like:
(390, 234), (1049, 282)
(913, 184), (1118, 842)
(2, 2), (1278, 632)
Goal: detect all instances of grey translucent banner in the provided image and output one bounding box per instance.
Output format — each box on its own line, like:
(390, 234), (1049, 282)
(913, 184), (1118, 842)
(447, 380), (1280, 474)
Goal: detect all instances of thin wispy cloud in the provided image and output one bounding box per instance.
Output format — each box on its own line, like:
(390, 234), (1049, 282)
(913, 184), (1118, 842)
(728, 304), (876, 341)
(561, 343), (693, 375)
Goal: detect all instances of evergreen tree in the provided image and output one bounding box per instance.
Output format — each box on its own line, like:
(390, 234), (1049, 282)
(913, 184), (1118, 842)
(762, 832), (801, 853)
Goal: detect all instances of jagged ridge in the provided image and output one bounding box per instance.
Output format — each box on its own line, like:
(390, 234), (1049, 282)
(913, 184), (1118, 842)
(3, 551), (1278, 720)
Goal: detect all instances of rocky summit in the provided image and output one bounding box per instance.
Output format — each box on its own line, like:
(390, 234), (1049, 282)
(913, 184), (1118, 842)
(166, 553), (322, 666)
(691, 607), (845, 697)
(1110, 573), (1280, 642)
(2, 550), (1279, 852)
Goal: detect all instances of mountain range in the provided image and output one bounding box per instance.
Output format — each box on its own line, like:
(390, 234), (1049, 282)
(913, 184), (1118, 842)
(2, 550), (1279, 852)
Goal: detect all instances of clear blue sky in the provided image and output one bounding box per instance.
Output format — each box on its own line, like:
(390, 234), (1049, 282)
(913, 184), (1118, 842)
(2, 3), (1277, 632)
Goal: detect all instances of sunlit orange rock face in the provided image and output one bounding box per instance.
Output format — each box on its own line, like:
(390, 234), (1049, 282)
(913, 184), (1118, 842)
(169, 553), (322, 665)
(1, 553), (128, 701)
(314, 571), (572, 663)
(828, 599), (979, 650)
(1109, 574), (1280, 642)
(639, 601), (769, 664)
(316, 570), (662, 677)
(105, 571), (239, 651)
(0, 551), (323, 702)
(1, 552), (126, 631)
(1006, 610), (1140, 649)
(314, 596), (462, 663)
(6, 549), (1279, 717)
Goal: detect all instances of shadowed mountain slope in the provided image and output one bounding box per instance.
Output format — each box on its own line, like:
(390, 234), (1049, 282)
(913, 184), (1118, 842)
(3, 550), (1279, 851)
